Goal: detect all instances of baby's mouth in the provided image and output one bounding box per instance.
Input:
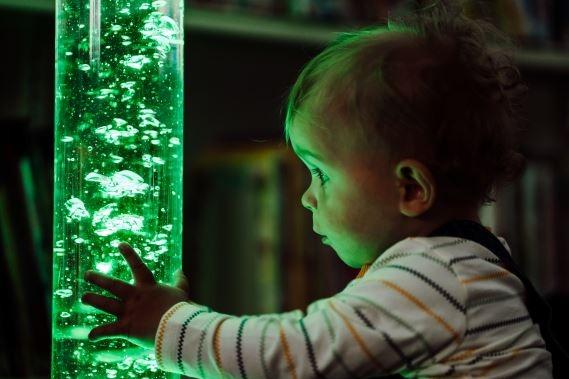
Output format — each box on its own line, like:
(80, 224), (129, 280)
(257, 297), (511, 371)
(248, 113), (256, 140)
(314, 229), (329, 244)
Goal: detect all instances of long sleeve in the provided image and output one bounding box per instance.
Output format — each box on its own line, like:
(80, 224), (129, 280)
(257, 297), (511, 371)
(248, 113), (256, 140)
(155, 238), (468, 378)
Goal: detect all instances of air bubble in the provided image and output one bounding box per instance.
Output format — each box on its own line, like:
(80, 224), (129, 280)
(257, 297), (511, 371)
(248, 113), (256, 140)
(93, 204), (144, 236)
(149, 237), (167, 246)
(55, 289), (73, 298)
(120, 81), (136, 89)
(114, 118), (127, 126)
(123, 55), (151, 70)
(86, 170), (149, 198)
(110, 154), (124, 163)
(65, 197), (90, 221)
(95, 119), (138, 144)
(141, 13), (181, 59)
(95, 262), (112, 274)
(118, 357), (134, 370)
(143, 130), (158, 139)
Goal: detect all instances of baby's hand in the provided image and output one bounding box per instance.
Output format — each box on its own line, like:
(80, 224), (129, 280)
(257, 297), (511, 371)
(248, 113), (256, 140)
(82, 242), (189, 349)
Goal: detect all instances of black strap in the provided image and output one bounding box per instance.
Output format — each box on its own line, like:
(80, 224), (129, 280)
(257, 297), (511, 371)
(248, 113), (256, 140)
(429, 219), (568, 376)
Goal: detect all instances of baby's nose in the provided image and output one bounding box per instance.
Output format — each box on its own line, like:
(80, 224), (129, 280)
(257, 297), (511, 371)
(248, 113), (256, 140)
(301, 189), (316, 211)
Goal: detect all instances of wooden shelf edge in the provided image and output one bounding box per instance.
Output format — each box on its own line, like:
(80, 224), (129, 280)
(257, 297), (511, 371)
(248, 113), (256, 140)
(0, 0), (52, 12)
(1, 0), (568, 68)
(186, 8), (338, 45)
(516, 49), (569, 73)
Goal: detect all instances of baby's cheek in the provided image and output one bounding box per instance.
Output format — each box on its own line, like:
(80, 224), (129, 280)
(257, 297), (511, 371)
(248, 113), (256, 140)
(323, 187), (373, 236)
(339, 201), (372, 235)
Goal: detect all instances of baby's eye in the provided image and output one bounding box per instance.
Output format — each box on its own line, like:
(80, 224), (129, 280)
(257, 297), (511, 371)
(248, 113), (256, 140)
(310, 168), (328, 185)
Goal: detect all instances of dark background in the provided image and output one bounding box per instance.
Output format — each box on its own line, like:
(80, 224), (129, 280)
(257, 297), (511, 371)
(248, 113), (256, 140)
(1, 0), (568, 377)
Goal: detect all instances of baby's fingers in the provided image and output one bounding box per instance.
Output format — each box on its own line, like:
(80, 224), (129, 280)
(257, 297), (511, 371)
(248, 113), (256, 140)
(88, 321), (125, 341)
(82, 292), (124, 316)
(85, 270), (133, 298)
(118, 242), (156, 285)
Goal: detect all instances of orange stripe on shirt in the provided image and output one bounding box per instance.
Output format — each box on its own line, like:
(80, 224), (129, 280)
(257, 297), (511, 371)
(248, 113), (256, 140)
(380, 279), (461, 343)
(213, 318), (230, 371)
(329, 301), (385, 371)
(479, 348), (521, 376)
(442, 348), (478, 363)
(155, 302), (186, 368)
(460, 270), (511, 285)
(356, 264), (371, 279)
(279, 326), (298, 379)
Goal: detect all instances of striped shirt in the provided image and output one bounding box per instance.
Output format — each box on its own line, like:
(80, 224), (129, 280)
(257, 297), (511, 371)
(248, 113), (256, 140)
(155, 236), (553, 378)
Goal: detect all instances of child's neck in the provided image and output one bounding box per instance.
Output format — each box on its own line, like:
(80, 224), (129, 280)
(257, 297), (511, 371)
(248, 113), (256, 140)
(412, 206), (481, 238)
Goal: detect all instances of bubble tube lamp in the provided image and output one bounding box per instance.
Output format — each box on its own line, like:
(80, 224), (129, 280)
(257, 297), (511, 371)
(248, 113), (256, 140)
(52, 0), (183, 377)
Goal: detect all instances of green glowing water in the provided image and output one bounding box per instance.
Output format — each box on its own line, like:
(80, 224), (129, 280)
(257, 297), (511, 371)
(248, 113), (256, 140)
(53, 0), (183, 377)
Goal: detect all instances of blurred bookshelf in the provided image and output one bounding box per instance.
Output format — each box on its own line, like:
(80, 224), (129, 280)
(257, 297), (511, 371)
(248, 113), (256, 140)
(1, 0), (568, 324)
(1, 0), (569, 376)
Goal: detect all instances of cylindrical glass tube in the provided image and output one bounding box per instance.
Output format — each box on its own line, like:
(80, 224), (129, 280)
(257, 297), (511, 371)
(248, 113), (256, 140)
(52, 0), (183, 377)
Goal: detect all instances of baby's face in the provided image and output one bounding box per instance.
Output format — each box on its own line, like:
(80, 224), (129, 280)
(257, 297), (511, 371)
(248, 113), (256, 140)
(289, 115), (404, 268)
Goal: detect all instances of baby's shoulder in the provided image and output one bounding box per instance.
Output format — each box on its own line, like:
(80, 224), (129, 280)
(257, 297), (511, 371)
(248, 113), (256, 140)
(363, 236), (521, 302)
(368, 236), (504, 273)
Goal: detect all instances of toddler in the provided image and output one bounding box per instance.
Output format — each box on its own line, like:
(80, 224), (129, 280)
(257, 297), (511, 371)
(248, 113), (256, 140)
(82, 1), (558, 377)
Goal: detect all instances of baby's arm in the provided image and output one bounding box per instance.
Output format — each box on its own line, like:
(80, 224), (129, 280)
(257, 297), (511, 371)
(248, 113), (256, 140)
(156, 253), (468, 378)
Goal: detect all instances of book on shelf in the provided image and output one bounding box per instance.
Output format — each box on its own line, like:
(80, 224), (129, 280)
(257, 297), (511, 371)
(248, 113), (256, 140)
(187, 146), (289, 314)
(490, 160), (560, 295)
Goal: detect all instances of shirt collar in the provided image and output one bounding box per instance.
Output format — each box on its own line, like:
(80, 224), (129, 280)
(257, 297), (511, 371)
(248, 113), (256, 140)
(356, 263), (371, 279)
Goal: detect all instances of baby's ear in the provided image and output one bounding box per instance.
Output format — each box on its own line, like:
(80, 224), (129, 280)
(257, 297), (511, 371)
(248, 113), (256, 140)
(395, 159), (436, 217)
